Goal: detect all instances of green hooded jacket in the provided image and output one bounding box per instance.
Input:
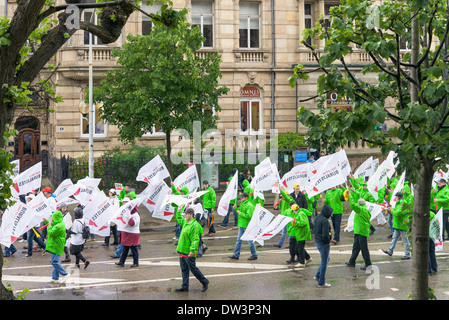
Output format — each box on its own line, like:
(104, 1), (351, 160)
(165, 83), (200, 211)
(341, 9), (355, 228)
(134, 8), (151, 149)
(349, 193), (371, 237)
(241, 179), (255, 204)
(391, 198), (412, 231)
(237, 198), (255, 228)
(201, 186), (216, 210)
(291, 208), (312, 241)
(175, 209), (203, 255)
(324, 188), (345, 215)
(432, 185), (449, 211)
(45, 210), (67, 256)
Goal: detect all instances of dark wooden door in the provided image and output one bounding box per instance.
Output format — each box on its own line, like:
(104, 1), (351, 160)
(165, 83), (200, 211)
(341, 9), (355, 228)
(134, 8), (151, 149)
(15, 128), (40, 172)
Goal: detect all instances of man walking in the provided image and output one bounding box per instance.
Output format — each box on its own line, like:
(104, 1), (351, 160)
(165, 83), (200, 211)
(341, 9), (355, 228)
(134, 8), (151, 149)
(313, 204), (333, 288)
(201, 180), (216, 236)
(175, 207), (209, 292)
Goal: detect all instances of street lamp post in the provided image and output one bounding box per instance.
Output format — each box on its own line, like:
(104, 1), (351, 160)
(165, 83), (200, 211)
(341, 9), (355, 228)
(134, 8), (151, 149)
(88, 9), (96, 178)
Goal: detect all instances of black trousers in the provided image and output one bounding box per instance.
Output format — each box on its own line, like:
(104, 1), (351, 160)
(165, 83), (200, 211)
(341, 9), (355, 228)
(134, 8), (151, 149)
(119, 245), (139, 265)
(348, 234), (371, 267)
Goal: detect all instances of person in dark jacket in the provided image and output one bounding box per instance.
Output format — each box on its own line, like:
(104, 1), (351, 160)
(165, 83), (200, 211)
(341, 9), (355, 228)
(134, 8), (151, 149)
(314, 204), (333, 288)
(290, 184), (308, 209)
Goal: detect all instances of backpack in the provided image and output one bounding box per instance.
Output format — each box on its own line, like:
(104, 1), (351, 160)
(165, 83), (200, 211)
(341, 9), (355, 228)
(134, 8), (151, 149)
(81, 223), (91, 240)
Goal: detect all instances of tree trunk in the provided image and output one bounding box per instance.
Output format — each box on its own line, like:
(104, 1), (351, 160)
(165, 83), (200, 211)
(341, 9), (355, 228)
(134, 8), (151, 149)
(0, 245), (14, 300)
(165, 130), (173, 177)
(411, 157), (434, 299)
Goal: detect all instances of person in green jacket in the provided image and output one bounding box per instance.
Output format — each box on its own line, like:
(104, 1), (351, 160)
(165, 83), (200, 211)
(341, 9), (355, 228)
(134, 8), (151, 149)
(228, 192), (258, 260)
(381, 192), (412, 260)
(118, 183), (137, 205)
(171, 184), (190, 241)
(324, 186), (346, 244)
(345, 191), (372, 270)
(201, 180), (217, 236)
(175, 207), (209, 292)
(433, 179), (449, 240)
(45, 210), (69, 283)
(291, 204), (313, 268)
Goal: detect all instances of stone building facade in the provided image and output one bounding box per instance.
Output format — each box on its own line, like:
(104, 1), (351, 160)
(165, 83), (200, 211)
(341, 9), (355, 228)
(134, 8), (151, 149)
(4, 0), (394, 172)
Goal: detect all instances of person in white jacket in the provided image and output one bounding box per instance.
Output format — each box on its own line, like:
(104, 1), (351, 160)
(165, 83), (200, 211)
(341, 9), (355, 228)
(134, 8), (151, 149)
(68, 207), (90, 269)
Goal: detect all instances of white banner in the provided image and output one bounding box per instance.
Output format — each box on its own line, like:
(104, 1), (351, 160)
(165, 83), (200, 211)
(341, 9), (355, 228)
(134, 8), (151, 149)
(430, 209), (443, 252)
(111, 198), (141, 232)
(217, 170), (239, 217)
(54, 179), (78, 203)
(160, 190), (209, 209)
(240, 204), (274, 246)
(173, 165), (200, 194)
(304, 154), (347, 197)
(11, 160), (19, 177)
(0, 201), (36, 246)
(253, 157), (278, 193)
(27, 191), (53, 221)
(82, 191), (119, 235)
(254, 214), (293, 243)
(140, 180), (169, 212)
(280, 163), (309, 193)
(354, 156), (375, 179)
(152, 183), (176, 221)
(73, 178), (101, 206)
(390, 170), (406, 209)
(136, 155), (170, 184)
(11, 162), (42, 198)
(335, 149), (352, 177)
(367, 151), (397, 200)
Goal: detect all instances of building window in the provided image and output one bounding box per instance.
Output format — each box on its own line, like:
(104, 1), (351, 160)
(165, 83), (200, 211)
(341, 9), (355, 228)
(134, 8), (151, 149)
(239, 2), (260, 49)
(80, 103), (107, 138)
(324, 4), (337, 29)
(192, 1), (214, 48)
(240, 86), (262, 133)
(142, 121), (165, 137)
(83, 11), (104, 45)
(141, 2), (162, 35)
(304, 4), (313, 46)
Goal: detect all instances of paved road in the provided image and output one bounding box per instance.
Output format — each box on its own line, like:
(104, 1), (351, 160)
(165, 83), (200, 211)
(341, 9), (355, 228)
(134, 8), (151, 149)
(3, 214), (449, 302)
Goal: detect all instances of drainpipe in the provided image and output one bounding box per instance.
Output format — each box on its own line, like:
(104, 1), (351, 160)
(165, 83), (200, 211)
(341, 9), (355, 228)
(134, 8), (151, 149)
(271, 0), (275, 132)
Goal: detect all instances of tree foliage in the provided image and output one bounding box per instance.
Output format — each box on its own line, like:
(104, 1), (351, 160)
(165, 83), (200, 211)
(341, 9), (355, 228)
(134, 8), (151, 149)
(289, 0), (449, 299)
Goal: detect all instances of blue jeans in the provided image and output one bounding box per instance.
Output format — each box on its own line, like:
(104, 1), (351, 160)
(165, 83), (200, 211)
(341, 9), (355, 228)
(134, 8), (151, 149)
(233, 227), (257, 258)
(276, 225), (288, 247)
(429, 238), (438, 274)
(179, 255), (208, 289)
(175, 222), (182, 238)
(315, 242), (330, 286)
(331, 214), (342, 242)
(387, 228), (411, 257)
(206, 209), (216, 233)
(222, 205), (238, 226)
(388, 213), (394, 235)
(27, 228), (46, 256)
(50, 253), (68, 280)
(4, 244), (17, 257)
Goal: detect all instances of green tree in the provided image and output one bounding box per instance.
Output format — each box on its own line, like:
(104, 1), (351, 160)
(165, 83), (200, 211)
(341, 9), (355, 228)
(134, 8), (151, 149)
(0, 0), (184, 300)
(92, 19), (229, 175)
(289, 0), (449, 299)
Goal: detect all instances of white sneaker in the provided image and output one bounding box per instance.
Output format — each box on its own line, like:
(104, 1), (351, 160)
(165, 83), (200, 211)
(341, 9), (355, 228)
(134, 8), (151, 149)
(295, 263), (305, 268)
(318, 283), (331, 288)
(306, 258), (313, 264)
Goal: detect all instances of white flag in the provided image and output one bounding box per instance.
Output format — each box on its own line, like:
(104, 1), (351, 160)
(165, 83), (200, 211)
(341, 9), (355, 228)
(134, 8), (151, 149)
(160, 190), (208, 209)
(111, 198), (141, 232)
(152, 183), (176, 221)
(11, 162), (42, 198)
(255, 214), (293, 243)
(173, 165), (200, 193)
(27, 191), (53, 221)
(240, 204), (274, 246)
(73, 178), (101, 206)
(280, 163), (309, 193)
(11, 160), (19, 177)
(335, 149), (352, 177)
(430, 209), (443, 252)
(367, 151), (397, 200)
(0, 201), (36, 246)
(82, 191), (118, 235)
(140, 180), (169, 212)
(136, 155), (170, 184)
(54, 179), (78, 203)
(304, 154), (347, 197)
(217, 170), (238, 217)
(354, 156), (375, 179)
(390, 170), (406, 209)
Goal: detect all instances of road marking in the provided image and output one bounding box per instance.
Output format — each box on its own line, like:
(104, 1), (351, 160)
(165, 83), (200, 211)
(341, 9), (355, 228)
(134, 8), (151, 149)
(3, 275), (125, 285)
(136, 260), (290, 270)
